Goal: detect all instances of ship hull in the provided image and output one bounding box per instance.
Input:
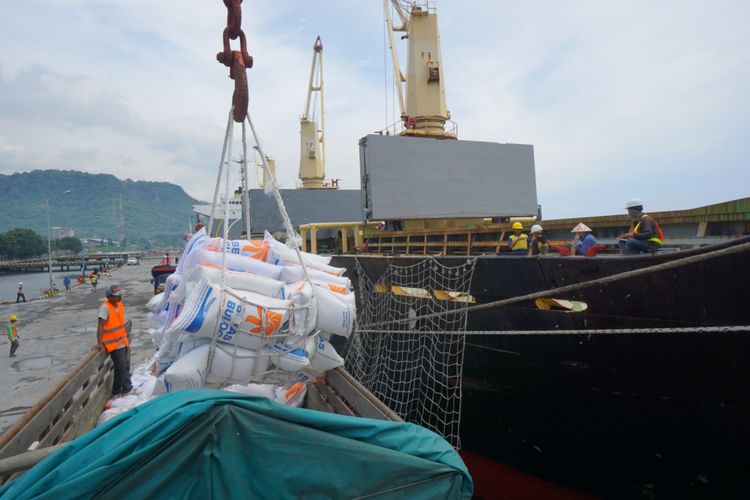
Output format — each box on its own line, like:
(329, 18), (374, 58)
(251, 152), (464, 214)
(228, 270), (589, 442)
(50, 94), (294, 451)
(332, 237), (750, 497)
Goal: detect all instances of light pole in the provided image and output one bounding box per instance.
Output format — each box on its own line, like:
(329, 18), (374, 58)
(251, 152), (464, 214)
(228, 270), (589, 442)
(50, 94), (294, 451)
(46, 189), (72, 293)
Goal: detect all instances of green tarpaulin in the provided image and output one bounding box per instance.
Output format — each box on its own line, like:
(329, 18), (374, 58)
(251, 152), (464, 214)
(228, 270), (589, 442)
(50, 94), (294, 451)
(1, 390), (472, 499)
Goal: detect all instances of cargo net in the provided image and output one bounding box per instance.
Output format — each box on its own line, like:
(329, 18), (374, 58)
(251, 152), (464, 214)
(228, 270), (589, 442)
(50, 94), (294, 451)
(346, 257), (476, 448)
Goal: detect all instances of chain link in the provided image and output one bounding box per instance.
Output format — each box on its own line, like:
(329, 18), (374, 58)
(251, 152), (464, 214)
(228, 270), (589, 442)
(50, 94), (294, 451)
(217, 0), (253, 122)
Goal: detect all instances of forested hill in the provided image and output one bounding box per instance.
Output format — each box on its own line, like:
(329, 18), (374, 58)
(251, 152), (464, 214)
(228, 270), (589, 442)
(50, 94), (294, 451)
(0, 170), (201, 247)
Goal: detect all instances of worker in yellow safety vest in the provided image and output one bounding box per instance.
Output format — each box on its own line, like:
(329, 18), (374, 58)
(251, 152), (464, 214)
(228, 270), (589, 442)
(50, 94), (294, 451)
(507, 222), (529, 255)
(96, 285), (132, 396)
(617, 199), (665, 255)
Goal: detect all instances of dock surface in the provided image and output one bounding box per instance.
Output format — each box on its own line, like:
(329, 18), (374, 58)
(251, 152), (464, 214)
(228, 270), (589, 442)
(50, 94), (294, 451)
(0, 258), (158, 433)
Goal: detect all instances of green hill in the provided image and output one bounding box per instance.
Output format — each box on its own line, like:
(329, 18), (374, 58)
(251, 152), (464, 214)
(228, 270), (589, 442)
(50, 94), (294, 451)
(0, 170), (202, 248)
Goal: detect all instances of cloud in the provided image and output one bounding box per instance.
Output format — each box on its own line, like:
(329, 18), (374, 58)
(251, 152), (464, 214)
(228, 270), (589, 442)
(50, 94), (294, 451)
(0, 0), (748, 218)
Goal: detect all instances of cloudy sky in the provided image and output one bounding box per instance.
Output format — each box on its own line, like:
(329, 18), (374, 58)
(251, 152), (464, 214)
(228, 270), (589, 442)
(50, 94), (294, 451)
(1, 0), (748, 218)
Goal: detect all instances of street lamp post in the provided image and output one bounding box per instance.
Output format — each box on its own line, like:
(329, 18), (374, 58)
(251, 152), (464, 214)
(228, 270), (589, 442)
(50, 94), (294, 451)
(46, 189), (72, 293)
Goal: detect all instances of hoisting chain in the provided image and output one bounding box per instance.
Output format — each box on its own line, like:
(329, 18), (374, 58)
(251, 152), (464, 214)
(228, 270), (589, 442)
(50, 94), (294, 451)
(217, 0), (253, 122)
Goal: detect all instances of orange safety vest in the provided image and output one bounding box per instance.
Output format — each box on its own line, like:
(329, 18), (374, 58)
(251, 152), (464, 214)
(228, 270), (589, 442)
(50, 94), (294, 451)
(101, 301), (128, 353)
(631, 215), (664, 245)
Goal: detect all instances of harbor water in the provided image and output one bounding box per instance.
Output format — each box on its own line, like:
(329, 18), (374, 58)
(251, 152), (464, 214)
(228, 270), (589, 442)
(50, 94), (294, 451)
(0, 271), (81, 303)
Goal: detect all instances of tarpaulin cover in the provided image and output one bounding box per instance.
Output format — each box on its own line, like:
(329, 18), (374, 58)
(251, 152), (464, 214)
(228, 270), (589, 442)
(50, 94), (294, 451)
(0, 390), (472, 499)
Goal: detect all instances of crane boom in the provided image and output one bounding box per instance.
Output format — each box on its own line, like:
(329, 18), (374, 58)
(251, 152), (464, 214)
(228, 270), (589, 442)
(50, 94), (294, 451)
(299, 36), (333, 189)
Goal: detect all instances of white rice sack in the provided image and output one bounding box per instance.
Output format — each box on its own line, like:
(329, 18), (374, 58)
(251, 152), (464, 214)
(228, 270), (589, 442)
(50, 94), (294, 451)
(223, 383), (276, 399)
(163, 274), (184, 304)
(293, 370), (326, 385)
(315, 285), (356, 338)
(156, 343), (210, 394)
(146, 292), (165, 312)
(267, 246), (345, 276)
(206, 238), (270, 261)
(279, 266), (351, 289)
(264, 231), (332, 264)
(308, 338), (344, 373)
(191, 249), (282, 280)
(282, 282), (318, 336)
(176, 228), (208, 275)
(110, 394), (144, 410)
(269, 342), (310, 372)
(274, 383), (307, 407)
(214, 288), (292, 351)
(165, 278), (221, 338)
(313, 280), (352, 295)
(97, 407), (129, 426)
(185, 265), (284, 298)
(206, 344), (271, 385)
(153, 337), (211, 375)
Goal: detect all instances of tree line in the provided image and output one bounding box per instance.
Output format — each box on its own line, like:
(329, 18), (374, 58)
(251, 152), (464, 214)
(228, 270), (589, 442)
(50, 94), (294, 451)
(0, 228), (83, 260)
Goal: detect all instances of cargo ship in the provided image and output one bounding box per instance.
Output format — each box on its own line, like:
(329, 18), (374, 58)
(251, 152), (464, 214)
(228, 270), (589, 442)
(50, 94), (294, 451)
(314, 2), (750, 497)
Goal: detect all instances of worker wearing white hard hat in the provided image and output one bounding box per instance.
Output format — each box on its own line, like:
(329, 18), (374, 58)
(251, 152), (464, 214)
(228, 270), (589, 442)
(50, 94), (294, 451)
(617, 198), (664, 255)
(507, 221), (528, 255)
(571, 223), (598, 256)
(16, 282), (25, 303)
(528, 224), (550, 256)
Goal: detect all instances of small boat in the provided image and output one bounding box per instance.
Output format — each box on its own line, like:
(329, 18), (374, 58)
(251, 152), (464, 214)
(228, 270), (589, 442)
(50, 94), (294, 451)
(150, 264), (176, 295)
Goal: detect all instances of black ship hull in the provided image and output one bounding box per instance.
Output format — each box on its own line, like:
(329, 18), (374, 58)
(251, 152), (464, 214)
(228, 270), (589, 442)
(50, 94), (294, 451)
(332, 237), (750, 498)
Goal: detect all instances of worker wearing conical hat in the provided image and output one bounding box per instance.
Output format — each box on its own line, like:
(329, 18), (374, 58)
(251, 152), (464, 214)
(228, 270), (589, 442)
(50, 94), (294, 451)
(507, 222), (528, 255)
(571, 223), (598, 256)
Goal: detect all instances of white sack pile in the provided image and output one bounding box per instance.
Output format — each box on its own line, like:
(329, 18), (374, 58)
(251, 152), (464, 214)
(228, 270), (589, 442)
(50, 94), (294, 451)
(144, 228), (354, 407)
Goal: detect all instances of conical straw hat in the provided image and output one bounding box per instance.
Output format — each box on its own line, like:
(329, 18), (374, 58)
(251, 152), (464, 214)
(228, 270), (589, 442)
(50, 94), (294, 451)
(571, 223), (592, 233)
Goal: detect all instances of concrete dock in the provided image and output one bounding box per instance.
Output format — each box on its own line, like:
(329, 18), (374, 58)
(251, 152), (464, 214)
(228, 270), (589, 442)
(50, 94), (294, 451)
(0, 258), (161, 433)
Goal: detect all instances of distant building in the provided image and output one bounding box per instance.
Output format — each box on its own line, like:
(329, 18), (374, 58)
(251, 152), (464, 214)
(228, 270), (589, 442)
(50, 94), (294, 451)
(51, 227), (75, 239)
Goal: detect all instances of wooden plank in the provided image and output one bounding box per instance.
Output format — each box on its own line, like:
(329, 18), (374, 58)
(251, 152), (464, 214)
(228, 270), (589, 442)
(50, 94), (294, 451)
(314, 382), (356, 417)
(326, 369), (402, 422)
(0, 351), (106, 459)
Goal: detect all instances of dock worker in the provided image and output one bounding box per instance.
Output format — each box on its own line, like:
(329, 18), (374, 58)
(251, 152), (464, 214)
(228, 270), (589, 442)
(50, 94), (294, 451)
(528, 224), (550, 256)
(96, 285), (132, 396)
(617, 199), (664, 255)
(90, 272), (98, 293)
(7, 315), (20, 358)
(16, 282), (25, 303)
(507, 222), (528, 255)
(63, 275), (71, 293)
(571, 223), (598, 255)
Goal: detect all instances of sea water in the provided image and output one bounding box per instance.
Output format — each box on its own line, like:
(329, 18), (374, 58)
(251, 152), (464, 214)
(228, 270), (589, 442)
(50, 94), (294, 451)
(0, 271), (82, 302)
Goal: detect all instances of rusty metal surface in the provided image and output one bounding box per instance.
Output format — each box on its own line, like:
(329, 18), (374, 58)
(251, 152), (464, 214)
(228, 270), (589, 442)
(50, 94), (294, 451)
(217, 0), (252, 122)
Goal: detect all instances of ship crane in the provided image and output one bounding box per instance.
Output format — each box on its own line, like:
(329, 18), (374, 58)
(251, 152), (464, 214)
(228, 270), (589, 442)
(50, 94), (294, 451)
(299, 36), (338, 189)
(384, 0), (455, 139)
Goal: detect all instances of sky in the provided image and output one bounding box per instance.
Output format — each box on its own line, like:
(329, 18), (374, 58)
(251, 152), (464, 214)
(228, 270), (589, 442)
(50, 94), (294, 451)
(0, 0), (748, 219)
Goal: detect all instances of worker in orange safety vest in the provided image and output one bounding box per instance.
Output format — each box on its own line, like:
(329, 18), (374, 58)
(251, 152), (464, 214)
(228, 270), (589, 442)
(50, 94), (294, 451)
(96, 285), (132, 396)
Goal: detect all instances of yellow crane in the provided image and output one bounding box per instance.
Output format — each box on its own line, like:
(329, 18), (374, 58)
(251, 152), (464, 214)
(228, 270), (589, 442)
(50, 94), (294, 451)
(384, 1), (455, 139)
(299, 36), (337, 189)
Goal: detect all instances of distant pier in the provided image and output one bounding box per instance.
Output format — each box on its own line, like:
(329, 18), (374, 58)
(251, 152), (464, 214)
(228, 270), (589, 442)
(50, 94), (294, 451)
(0, 252), (140, 274)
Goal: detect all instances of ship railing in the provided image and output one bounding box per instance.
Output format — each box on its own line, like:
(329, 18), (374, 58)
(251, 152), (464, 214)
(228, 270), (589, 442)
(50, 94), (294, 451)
(299, 221), (385, 254)
(0, 350), (113, 484)
(375, 118), (458, 138)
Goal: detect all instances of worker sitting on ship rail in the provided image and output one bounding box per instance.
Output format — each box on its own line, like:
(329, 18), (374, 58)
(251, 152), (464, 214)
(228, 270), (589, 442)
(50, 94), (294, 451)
(528, 224), (549, 255)
(571, 223), (598, 255)
(617, 199), (664, 255)
(507, 222), (528, 255)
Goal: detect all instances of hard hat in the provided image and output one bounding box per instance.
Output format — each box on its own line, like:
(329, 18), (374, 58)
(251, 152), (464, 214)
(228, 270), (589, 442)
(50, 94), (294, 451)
(571, 223), (592, 233)
(512, 222), (523, 230)
(9, 315), (17, 321)
(530, 224), (543, 234)
(18, 282), (22, 285)
(625, 198), (644, 209)
(106, 285), (124, 297)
